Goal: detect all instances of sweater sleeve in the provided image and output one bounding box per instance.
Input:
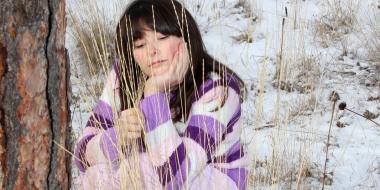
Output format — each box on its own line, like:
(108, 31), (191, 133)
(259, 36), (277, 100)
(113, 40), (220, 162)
(139, 76), (246, 189)
(74, 64), (122, 172)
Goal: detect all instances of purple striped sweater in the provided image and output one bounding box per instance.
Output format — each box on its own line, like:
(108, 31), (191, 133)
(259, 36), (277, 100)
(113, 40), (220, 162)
(74, 66), (249, 190)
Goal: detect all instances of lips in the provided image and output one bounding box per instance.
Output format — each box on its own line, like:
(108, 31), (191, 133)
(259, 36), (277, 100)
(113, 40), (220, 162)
(149, 60), (167, 67)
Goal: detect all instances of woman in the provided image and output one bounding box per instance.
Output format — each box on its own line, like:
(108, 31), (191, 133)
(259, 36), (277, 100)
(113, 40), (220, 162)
(74, 0), (248, 189)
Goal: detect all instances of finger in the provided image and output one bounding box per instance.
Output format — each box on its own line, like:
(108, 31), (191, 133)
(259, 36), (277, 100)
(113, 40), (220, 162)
(126, 115), (145, 125)
(175, 43), (189, 81)
(125, 117), (145, 126)
(121, 109), (145, 122)
(121, 108), (138, 117)
(117, 120), (143, 131)
(169, 50), (180, 73)
(126, 123), (143, 132)
(168, 44), (183, 82)
(125, 131), (141, 139)
(176, 43), (188, 69)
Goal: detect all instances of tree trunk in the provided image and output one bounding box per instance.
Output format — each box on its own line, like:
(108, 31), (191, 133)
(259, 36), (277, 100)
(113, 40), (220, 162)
(0, 0), (72, 189)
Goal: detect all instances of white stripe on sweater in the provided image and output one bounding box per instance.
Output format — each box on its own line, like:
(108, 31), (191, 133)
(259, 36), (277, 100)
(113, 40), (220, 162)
(190, 86), (240, 127)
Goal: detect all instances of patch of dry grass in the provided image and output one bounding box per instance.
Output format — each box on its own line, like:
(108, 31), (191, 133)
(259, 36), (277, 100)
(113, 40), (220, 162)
(366, 12), (380, 72)
(68, 0), (117, 75)
(313, 0), (359, 48)
(292, 55), (322, 93)
(247, 127), (319, 189)
(235, 0), (259, 19)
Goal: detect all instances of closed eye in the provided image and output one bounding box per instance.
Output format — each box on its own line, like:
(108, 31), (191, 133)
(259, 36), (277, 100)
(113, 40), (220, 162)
(134, 43), (145, 49)
(158, 35), (168, 40)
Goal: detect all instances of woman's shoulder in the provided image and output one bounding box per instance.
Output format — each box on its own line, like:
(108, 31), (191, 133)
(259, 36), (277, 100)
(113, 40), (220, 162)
(195, 71), (241, 103)
(189, 72), (242, 117)
(189, 71), (242, 120)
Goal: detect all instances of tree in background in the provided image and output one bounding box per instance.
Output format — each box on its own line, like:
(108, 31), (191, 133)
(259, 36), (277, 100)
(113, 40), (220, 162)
(0, 0), (72, 189)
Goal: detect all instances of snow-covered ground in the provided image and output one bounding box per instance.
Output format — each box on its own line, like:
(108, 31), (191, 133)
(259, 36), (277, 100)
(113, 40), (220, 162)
(66, 0), (380, 189)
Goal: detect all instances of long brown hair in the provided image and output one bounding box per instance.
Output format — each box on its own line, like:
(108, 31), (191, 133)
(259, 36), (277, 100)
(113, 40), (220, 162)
(115, 0), (246, 122)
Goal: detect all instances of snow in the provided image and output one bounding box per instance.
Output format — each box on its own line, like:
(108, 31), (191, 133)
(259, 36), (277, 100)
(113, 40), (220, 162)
(65, 0), (380, 189)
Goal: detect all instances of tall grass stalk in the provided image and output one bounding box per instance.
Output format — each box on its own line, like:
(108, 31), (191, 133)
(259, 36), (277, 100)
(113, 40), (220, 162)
(321, 92), (339, 189)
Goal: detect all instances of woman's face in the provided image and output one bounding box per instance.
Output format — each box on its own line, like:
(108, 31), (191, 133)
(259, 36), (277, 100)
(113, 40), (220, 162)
(133, 29), (183, 77)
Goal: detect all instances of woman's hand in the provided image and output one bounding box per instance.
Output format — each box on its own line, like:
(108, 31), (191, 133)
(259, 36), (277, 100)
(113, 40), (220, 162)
(115, 108), (145, 143)
(144, 41), (190, 97)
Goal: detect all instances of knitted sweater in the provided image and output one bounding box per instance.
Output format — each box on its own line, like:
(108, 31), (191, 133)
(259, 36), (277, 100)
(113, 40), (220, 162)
(74, 65), (248, 190)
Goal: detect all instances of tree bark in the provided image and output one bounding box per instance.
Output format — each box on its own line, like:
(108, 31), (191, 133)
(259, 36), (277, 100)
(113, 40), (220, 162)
(0, 0), (72, 189)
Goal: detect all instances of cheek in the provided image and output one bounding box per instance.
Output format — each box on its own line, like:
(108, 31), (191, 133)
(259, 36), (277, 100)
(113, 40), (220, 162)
(133, 51), (139, 62)
(167, 40), (181, 58)
(133, 51), (148, 73)
(133, 51), (144, 66)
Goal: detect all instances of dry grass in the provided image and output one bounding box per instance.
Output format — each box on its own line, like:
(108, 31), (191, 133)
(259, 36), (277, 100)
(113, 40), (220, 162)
(355, 1), (380, 86)
(273, 3), (322, 94)
(247, 125), (319, 189)
(273, 55), (321, 94)
(68, 0), (118, 76)
(253, 1), (325, 188)
(313, 0), (359, 48)
(67, 1), (128, 188)
(368, 31), (380, 69)
(292, 55), (322, 94)
(67, 0), (131, 110)
(366, 9), (380, 74)
(235, 0), (259, 19)
(232, 32), (254, 43)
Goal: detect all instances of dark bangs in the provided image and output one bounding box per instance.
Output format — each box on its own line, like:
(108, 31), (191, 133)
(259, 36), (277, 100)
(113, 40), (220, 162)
(128, 1), (184, 40)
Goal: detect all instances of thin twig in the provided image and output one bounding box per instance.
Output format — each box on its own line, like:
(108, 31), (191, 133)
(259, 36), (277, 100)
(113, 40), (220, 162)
(322, 100), (337, 190)
(345, 108), (380, 127)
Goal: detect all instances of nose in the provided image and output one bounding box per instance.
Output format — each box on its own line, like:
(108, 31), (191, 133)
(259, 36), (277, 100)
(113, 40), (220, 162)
(148, 43), (158, 56)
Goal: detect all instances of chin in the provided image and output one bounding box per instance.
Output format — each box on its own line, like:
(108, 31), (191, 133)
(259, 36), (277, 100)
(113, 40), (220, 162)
(151, 68), (168, 77)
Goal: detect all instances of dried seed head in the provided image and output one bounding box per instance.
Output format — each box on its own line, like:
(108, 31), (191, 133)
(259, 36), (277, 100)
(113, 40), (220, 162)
(363, 110), (379, 120)
(336, 121), (346, 128)
(329, 91), (340, 102)
(338, 102), (347, 110)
